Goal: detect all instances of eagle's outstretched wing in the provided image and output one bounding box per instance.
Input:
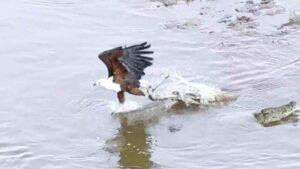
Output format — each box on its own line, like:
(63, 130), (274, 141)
(119, 42), (153, 81)
(98, 42), (154, 84)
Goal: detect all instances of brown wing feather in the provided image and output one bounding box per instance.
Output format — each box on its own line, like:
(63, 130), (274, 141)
(98, 46), (128, 84)
(98, 49), (115, 77)
(111, 57), (128, 84)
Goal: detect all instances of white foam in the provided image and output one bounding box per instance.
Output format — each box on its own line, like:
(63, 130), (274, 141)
(108, 70), (235, 113)
(147, 71), (235, 106)
(108, 100), (144, 113)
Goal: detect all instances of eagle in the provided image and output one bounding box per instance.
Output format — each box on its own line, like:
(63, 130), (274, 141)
(94, 42), (154, 105)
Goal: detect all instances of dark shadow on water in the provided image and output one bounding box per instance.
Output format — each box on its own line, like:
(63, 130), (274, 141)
(105, 100), (234, 169)
(117, 117), (154, 169)
(104, 113), (158, 168)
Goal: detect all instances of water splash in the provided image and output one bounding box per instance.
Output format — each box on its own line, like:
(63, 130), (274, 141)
(147, 71), (236, 106)
(108, 100), (145, 113)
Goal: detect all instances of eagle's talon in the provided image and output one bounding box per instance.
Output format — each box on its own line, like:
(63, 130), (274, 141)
(148, 94), (155, 101)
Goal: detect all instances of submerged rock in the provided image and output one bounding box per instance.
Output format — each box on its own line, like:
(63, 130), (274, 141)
(164, 19), (200, 30)
(227, 16), (258, 30)
(258, 0), (285, 16)
(218, 15), (232, 23)
(254, 101), (298, 126)
(152, 0), (177, 6)
(168, 125), (182, 133)
(235, 0), (259, 14)
(259, 0), (276, 9)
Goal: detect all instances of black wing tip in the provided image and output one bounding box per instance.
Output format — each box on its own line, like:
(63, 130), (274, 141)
(140, 41), (148, 46)
(143, 44), (151, 49)
(137, 51), (154, 55)
(139, 55), (153, 60)
(125, 41), (152, 50)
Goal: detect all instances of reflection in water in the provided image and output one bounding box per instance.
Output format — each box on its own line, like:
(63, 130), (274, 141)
(117, 117), (153, 169)
(105, 102), (198, 169)
(105, 113), (154, 169)
(106, 101), (229, 169)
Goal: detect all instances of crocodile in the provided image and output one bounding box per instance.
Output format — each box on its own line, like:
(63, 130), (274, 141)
(254, 101), (297, 126)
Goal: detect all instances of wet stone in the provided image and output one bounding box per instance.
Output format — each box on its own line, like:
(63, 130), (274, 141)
(151, 0), (194, 7)
(218, 15), (232, 23)
(259, 0), (276, 9)
(227, 16), (258, 30)
(235, 0), (259, 14)
(168, 125), (182, 133)
(199, 7), (211, 16)
(164, 19), (201, 30)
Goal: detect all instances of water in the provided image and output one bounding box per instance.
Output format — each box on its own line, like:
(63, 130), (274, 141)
(1, 0), (300, 168)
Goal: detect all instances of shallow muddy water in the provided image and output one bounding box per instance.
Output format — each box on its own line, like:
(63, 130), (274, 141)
(1, 0), (300, 169)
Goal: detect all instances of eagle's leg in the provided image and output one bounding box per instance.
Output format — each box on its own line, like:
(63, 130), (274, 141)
(128, 87), (158, 101)
(117, 91), (125, 104)
(115, 91), (125, 113)
(127, 87), (145, 96)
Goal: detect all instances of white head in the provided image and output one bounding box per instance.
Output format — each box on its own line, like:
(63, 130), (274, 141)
(93, 77), (121, 92)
